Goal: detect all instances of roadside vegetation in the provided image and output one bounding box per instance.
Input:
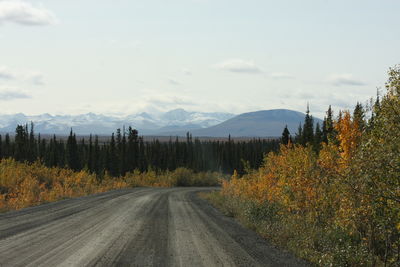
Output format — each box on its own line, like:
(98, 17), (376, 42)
(205, 66), (400, 266)
(0, 159), (223, 212)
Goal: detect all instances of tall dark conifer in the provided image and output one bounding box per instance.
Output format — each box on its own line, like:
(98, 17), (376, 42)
(66, 129), (80, 171)
(295, 123), (303, 144)
(281, 125), (291, 145)
(108, 133), (118, 176)
(14, 125), (28, 162)
(302, 105), (314, 145)
(325, 105), (337, 144)
(4, 134), (11, 158)
(314, 123), (323, 152)
(353, 102), (365, 131)
(322, 118), (328, 143)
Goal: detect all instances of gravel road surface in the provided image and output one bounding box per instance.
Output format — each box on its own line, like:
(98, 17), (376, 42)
(0, 187), (308, 266)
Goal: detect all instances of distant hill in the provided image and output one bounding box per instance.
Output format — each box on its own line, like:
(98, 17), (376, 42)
(160, 109), (323, 137)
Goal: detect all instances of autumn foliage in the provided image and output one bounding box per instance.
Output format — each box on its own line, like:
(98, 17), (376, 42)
(217, 68), (400, 266)
(0, 159), (128, 211)
(0, 160), (222, 212)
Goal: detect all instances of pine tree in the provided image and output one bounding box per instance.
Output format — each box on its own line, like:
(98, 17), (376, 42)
(314, 122), (323, 152)
(295, 123), (303, 144)
(302, 104), (314, 145)
(127, 127), (139, 171)
(87, 134), (93, 171)
(93, 135), (101, 175)
(28, 122), (36, 162)
(368, 93), (381, 131)
(322, 117), (328, 143)
(325, 105), (337, 144)
(281, 125), (291, 145)
(66, 129), (80, 171)
(353, 102), (365, 131)
(108, 133), (118, 176)
(4, 134), (11, 158)
(14, 125), (28, 162)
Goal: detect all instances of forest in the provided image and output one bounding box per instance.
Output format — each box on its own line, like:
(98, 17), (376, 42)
(0, 126), (279, 176)
(206, 66), (400, 266)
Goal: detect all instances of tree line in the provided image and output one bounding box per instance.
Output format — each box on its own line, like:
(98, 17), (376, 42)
(281, 102), (369, 151)
(0, 126), (279, 176)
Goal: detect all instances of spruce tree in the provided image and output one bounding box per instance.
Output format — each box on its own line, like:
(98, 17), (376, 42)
(4, 134), (10, 158)
(325, 105), (337, 144)
(295, 123), (303, 145)
(314, 122), (323, 152)
(93, 135), (101, 175)
(108, 133), (118, 176)
(28, 122), (36, 162)
(302, 105), (314, 145)
(14, 125), (28, 162)
(66, 129), (80, 171)
(322, 118), (328, 143)
(281, 125), (291, 145)
(353, 102), (365, 131)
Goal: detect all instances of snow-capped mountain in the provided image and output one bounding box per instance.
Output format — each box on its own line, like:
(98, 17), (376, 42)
(0, 109), (235, 135)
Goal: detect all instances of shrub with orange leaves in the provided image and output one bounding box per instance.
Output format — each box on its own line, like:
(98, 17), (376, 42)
(0, 159), (222, 212)
(218, 93), (400, 265)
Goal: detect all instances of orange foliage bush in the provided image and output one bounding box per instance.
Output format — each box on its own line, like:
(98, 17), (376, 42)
(0, 160), (222, 212)
(0, 159), (129, 211)
(220, 109), (400, 265)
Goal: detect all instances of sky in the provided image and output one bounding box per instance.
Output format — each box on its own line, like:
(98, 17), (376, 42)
(0, 0), (399, 118)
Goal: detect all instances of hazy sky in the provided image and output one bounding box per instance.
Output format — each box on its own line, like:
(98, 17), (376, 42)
(0, 0), (399, 118)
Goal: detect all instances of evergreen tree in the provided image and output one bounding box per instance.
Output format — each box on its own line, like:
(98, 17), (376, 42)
(281, 125), (291, 145)
(353, 102), (365, 131)
(93, 135), (101, 175)
(325, 105), (337, 143)
(295, 123), (303, 144)
(127, 127), (139, 171)
(87, 134), (93, 171)
(368, 94), (381, 131)
(14, 125), (28, 162)
(66, 129), (80, 171)
(302, 105), (314, 145)
(28, 122), (36, 162)
(322, 118), (328, 143)
(108, 133), (118, 176)
(314, 122), (323, 152)
(4, 134), (11, 158)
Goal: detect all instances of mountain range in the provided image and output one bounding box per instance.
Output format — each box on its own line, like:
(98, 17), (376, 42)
(0, 109), (235, 136)
(0, 109), (321, 137)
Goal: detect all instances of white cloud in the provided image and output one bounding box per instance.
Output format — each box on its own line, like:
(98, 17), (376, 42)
(0, 66), (16, 79)
(0, 88), (31, 101)
(328, 74), (366, 86)
(0, 65), (45, 85)
(215, 59), (262, 74)
(0, 0), (57, 26)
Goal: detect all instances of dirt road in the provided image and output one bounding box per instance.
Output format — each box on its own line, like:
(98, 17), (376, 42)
(0, 188), (307, 266)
